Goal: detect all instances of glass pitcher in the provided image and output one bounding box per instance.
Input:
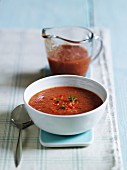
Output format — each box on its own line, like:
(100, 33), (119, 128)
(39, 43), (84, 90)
(42, 26), (102, 76)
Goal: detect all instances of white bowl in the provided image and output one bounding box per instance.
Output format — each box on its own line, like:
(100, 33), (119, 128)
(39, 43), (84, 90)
(24, 75), (108, 135)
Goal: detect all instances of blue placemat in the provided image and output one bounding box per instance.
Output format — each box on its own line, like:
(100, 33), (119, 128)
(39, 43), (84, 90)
(39, 130), (93, 147)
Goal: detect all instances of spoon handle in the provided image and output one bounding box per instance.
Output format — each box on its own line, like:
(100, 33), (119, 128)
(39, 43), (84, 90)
(15, 128), (22, 167)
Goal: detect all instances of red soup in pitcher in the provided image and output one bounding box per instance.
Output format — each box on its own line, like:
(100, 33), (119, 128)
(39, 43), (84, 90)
(29, 86), (103, 116)
(48, 44), (91, 76)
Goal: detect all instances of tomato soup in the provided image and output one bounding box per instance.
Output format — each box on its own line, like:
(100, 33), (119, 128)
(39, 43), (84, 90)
(29, 86), (103, 115)
(48, 44), (91, 76)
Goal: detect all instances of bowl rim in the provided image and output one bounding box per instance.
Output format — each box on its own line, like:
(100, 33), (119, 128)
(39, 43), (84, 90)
(24, 75), (108, 118)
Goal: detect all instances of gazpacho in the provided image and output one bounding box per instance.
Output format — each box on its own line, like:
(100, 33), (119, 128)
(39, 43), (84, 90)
(48, 44), (91, 76)
(29, 86), (103, 115)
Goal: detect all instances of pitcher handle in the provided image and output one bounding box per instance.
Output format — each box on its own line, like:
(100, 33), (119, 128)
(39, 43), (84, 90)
(91, 35), (103, 62)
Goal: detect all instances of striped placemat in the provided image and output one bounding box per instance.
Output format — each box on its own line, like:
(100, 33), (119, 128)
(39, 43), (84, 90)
(0, 29), (123, 170)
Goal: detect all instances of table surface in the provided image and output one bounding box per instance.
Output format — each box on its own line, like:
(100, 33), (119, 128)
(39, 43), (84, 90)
(0, 0), (126, 169)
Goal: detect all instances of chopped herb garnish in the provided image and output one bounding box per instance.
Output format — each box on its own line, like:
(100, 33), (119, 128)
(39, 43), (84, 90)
(68, 95), (77, 102)
(56, 98), (60, 103)
(61, 104), (66, 110)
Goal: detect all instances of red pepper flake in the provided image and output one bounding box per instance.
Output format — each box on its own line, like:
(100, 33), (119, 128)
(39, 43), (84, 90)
(60, 95), (64, 100)
(50, 108), (57, 113)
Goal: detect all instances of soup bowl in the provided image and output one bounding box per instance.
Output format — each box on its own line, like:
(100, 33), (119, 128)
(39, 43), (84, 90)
(24, 75), (108, 135)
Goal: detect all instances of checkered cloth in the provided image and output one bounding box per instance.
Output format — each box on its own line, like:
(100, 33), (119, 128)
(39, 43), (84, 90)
(0, 29), (123, 170)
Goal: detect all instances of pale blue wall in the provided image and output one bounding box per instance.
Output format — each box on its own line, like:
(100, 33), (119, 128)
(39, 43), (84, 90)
(0, 0), (89, 28)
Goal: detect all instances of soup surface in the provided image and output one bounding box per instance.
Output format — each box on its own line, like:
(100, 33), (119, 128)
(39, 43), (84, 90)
(48, 44), (91, 76)
(29, 86), (103, 115)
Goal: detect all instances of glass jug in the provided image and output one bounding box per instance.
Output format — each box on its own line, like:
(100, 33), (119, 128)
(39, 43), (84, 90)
(42, 26), (102, 76)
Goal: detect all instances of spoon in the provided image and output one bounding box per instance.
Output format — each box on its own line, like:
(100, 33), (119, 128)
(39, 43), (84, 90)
(11, 104), (33, 167)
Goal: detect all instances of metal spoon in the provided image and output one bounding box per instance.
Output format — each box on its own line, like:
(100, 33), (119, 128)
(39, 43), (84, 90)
(11, 104), (33, 167)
